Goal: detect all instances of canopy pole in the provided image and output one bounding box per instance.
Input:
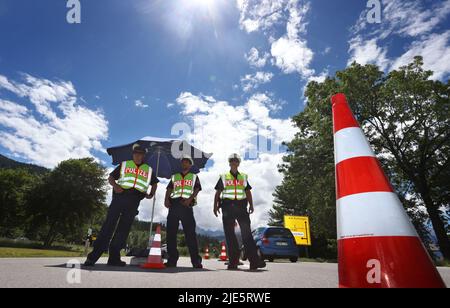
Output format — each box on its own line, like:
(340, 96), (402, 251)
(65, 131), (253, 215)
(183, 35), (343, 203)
(148, 148), (161, 249)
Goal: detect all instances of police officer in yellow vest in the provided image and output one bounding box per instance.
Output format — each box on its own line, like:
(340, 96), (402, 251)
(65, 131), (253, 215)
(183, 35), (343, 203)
(214, 153), (266, 271)
(164, 154), (203, 269)
(84, 144), (159, 267)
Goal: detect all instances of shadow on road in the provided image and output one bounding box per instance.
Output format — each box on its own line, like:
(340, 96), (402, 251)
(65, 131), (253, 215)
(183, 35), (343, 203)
(216, 268), (268, 273)
(46, 263), (214, 274)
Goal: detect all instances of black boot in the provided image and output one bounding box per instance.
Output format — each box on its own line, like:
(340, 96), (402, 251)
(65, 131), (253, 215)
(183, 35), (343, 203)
(164, 262), (177, 268)
(249, 260), (266, 271)
(227, 261), (240, 270)
(83, 259), (96, 267)
(107, 259), (127, 267)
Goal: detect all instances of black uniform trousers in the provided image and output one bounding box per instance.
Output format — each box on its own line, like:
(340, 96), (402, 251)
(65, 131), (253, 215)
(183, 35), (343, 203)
(166, 198), (202, 266)
(222, 201), (260, 266)
(87, 192), (141, 263)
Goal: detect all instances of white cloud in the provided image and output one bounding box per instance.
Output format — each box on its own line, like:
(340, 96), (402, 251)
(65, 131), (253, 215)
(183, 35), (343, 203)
(348, 0), (450, 79)
(381, 0), (450, 39)
(138, 92), (297, 230)
(0, 73), (108, 168)
(175, 92), (214, 114)
(238, 1), (315, 79)
(135, 99), (149, 109)
(0, 75), (20, 93)
(391, 30), (450, 80)
(271, 36), (314, 76)
(307, 70), (328, 84)
(240, 71), (274, 92)
(304, 70), (328, 93)
(236, 0), (287, 33)
(286, 0), (309, 39)
(322, 47), (331, 55)
(352, 0), (450, 39)
(348, 37), (390, 70)
(270, 1), (314, 77)
(2, 74), (78, 122)
(0, 99), (28, 115)
(245, 47), (270, 68)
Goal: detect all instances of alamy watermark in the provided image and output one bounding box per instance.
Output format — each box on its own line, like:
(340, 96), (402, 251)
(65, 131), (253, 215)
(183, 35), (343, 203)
(66, 259), (81, 284)
(366, 0), (382, 24)
(66, 1), (381, 25)
(366, 259), (381, 284)
(170, 122), (284, 160)
(66, 0), (81, 24)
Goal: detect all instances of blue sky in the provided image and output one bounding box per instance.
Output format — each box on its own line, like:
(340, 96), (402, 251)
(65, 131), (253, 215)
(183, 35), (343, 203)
(0, 1), (373, 160)
(0, 0), (449, 229)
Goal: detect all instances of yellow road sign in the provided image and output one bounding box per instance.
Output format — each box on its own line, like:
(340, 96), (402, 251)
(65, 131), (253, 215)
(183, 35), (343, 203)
(284, 216), (311, 246)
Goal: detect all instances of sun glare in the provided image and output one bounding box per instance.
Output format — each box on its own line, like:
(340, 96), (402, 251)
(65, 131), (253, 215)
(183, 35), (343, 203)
(159, 0), (230, 42)
(185, 0), (216, 10)
(192, 0), (214, 6)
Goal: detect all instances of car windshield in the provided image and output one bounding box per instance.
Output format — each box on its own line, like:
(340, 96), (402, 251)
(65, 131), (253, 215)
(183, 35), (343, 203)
(265, 228), (294, 239)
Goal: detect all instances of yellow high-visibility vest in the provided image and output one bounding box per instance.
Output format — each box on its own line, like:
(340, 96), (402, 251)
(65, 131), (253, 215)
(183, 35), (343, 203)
(170, 173), (197, 199)
(221, 172), (248, 200)
(117, 160), (152, 193)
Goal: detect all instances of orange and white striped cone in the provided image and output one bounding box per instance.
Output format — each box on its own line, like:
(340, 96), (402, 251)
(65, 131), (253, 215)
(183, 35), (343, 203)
(219, 242), (228, 262)
(141, 225), (166, 270)
(332, 93), (446, 288)
(204, 247), (210, 260)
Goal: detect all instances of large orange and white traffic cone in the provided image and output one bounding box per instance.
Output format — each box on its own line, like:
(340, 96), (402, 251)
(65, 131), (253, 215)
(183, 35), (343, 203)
(332, 93), (446, 288)
(204, 247), (210, 260)
(141, 225), (166, 270)
(219, 242), (228, 262)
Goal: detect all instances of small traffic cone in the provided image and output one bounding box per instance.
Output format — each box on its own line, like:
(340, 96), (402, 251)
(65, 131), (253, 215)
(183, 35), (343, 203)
(141, 225), (166, 270)
(219, 242), (228, 262)
(331, 93), (446, 288)
(204, 247), (210, 260)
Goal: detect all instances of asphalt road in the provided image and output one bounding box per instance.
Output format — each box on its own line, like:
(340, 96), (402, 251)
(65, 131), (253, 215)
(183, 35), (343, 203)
(0, 257), (449, 288)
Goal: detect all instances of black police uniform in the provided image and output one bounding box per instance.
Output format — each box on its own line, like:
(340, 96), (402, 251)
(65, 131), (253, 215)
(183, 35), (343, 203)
(215, 171), (260, 267)
(86, 163), (159, 264)
(166, 173), (202, 267)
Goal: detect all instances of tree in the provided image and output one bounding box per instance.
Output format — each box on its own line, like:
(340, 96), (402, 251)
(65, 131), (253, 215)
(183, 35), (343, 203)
(269, 74), (338, 258)
(271, 56), (450, 260)
(27, 158), (108, 247)
(0, 169), (42, 237)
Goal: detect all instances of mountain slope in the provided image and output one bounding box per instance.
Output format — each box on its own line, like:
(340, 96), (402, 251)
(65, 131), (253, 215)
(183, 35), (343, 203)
(0, 154), (48, 174)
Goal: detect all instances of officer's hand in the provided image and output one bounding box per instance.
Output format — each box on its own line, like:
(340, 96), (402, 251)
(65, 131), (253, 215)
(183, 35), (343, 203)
(248, 205), (254, 215)
(164, 199), (171, 209)
(113, 185), (124, 194)
(182, 197), (194, 207)
(214, 205), (221, 217)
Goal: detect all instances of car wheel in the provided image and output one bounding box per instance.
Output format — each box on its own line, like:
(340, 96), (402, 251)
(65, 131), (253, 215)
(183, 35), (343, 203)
(257, 248), (264, 261)
(290, 257), (298, 263)
(241, 249), (247, 261)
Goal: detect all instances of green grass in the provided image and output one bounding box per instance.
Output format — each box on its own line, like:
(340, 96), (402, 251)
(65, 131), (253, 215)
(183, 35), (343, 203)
(0, 237), (129, 258)
(0, 237), (90, 258)
(0, 247), (85, 258)
(0, 237), (82, 251)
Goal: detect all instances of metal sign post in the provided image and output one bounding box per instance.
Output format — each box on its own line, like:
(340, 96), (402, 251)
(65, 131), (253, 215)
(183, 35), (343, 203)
(147, 148), (161, 249)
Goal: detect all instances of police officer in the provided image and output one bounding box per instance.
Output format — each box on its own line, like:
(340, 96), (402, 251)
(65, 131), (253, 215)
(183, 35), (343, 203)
(214, 153), (266, 271)
(84, 144), (159, 267)
(164, 155), (203, 269)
